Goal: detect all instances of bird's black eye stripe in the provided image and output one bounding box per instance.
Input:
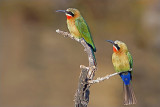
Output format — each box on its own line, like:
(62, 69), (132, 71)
(66, 11), (74, 17)
(115, 44), (120, 50)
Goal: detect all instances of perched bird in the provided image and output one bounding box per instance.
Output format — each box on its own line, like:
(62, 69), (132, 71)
(56, 8), (96, 64)
(107, 40), (137, 105)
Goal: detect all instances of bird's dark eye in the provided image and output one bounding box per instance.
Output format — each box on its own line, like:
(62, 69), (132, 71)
(115, 44), (120, 50)
(66, 11), (74, 17)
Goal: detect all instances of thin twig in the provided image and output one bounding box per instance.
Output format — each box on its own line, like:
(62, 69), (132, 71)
(56, 29), (80, 42)
(88, 72), (121, 84)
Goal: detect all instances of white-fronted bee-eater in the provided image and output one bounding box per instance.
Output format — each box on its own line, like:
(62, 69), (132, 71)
(107, 40), (137, 105)
(56, 8), (96, 65)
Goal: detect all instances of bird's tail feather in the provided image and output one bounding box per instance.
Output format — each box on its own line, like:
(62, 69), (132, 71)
(123, 82), (137, 105)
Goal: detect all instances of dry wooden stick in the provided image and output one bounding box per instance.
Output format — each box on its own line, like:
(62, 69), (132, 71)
(88, 72), (121, 84)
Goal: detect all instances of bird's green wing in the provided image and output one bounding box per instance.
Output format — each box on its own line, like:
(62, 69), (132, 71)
(127, 51), (133, 80)
(127, 52), (133, 69)
(75, 17), (96, 52)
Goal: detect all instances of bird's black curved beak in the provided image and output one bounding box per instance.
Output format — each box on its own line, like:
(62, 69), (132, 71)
(106, 40), (115, 45)
(106, 40), (120, 50)
(56, 10), (66, 13)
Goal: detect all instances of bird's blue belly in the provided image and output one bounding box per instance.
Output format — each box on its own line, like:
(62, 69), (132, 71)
(120, 72), (131, 85)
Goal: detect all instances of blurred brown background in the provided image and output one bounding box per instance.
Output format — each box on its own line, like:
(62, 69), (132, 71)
(1, 0), (160, 107)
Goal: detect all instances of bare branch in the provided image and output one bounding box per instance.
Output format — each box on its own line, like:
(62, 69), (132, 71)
(88, 72), (120, 84)
(75, 65), (90, 107)
(56, 29), (80, 41)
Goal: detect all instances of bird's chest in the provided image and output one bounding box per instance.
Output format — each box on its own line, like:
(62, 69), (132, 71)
(112, 53), (130, 72)
(67, 20), (81, 38)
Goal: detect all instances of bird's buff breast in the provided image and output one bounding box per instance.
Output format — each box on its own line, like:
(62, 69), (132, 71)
(67, 20), (81, 38)
(112, 53), (130, 72)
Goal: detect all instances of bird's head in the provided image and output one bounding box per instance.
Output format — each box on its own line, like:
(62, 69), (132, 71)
(107, 40), (128, 53)
(56, 8), (80, 20)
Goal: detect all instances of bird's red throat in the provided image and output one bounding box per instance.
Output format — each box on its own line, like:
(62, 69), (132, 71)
(113, 46), (118, 53)
(66, 15), (72, 19)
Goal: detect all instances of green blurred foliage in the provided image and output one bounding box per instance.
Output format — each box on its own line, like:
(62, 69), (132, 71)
(1, 0), (160, 107)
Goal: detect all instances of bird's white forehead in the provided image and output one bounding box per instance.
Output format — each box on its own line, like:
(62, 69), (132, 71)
(66, 8), (70, 11)
(114, 40), (119, 44)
